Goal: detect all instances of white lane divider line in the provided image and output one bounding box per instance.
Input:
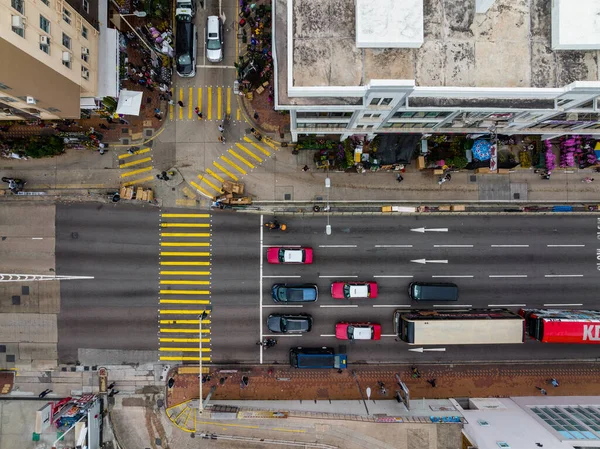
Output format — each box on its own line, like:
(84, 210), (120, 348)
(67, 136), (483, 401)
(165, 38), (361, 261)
(263, 334), (303, 337)
(262, 304), (304, 308)
(319, 305), (358, 308)
(374, 245), (413, 248)
(547, 244), (585, 247)
(263, 275), (302, 278)
(491, 244), (529, 248)
(543, 303), (583, 307)
(319, 275), (358, 278)
(374, 275), (414, 278)
(381, 334), (397, 337)
(320, 334), (335, 337)
(373, 304), (411, 308)
(489, 275), (528, 278)
(545, 274), (584, 278)
(489, 304), (526, 307)
(319, 245), (357, 248)
(263, 244), (301, 248)
(433, 245), (473, 248)
(432, 275), (474, 278)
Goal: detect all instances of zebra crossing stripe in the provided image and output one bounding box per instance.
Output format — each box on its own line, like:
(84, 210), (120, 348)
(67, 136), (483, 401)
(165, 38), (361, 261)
(212, 161), (238, 181)
(120, 157), (152, 168)
(197, 174), (223, 193)
(190, 180), (216, 199)
(243, 136), (271, 156)
(228, 149), (254, 168)
(235, 143), (263, 162)
(206, 168), (225, 182)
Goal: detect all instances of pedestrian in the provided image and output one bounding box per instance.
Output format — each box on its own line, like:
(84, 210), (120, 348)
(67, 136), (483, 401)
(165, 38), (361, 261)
(154, 108), (161, 115)
(108, 382), (116, 389)
(98, 142), (107, 155)
(99, 123), (109, 130)
(535, 386), (548, 395)
(108, 390), (119, 397)
(396, 174), (404, 183)
(550, 378), (559, 388)
(411, 366), (421, 378)
(107, 117), (113, 124)
(427, 379), (437, 388)
(154, 113), (162, 121)
(302, 165), (309, 172)
(128, 148), (135, 155)
(254, 111), (259, 120)
(39, 389), (52, 398)
(161, 171), (170, 181)
(168, 99), (174, 106)
(177, 100), (184, 108)
(218, 124), (224, 133)
(218, 136), (226, 144)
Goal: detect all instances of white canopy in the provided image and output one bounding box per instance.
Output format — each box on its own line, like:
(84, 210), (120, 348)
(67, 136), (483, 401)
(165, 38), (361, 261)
(116, 89), (143, 116)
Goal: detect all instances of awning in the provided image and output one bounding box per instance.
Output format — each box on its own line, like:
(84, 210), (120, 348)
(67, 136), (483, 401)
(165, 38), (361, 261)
(80, 97), (100, 109)
(116, 89), (143, 116)
(97, 0), (119, 98)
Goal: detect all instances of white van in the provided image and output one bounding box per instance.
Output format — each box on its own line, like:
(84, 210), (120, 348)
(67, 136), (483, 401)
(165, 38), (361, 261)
(206, 16), (223, 63)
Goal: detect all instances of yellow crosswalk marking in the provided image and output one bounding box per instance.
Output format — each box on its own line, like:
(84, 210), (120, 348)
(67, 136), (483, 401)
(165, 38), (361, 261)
(207, 87), (212, 120)
(235, 143), (263, 162)
(190, 181), (216, 199)
(159, 289), (210, 295)
(160, 251), (210, 256)
(188, 87), (193, 119)
(160, 319), (210, 324)
(217, 86), (222, 120)
(169, 93), (174, 121)
(160, 280), (210, 285)
(212, 161), (238, 181)
(161, 233), (211, 237)
(121, 166), (153, 178)
(160, 242), (210, 247)
(179, 88), (183, 120)
(118, 148), (150, 159)
(160, 347), (211, 352)
(221, 155), (246, 175)
(197, 174), (223, 193)
(243, 136), (271, 156)
(228, 149), (254, 168)
(120, 157), (152, 168)
(160, 261), (211, 266)
(261, 137), (278, 151)
(236, 108), (240, 121)
(197, 87), (202, 120)
(160, 299), (211, 304)
(206, 168), (225, 182)
(160, 356), (211, 361)
(175, 199), (196, 207)
(160, 271), (211, 275)
(160, 309), (212, 315)
(160, 337), (209, 343)
(161, 223), (210, 228)
(181, 186), (197, 200)
(162, 213), (210, 218)
(227, 87), (231, 116)
(122, 176), (154, 186)
(160, 328), (210, 333)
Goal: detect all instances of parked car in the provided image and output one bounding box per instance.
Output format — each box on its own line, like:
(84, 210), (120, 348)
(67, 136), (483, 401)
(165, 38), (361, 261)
(267, 247), (313, 264)
(206, 15), (223, 63)
(175, 21), (197, 77)
(331, 281), (378, 299)
(272, 284), (318, 303)
(335, 322), (381, 340)
(267, 314), (313, 334)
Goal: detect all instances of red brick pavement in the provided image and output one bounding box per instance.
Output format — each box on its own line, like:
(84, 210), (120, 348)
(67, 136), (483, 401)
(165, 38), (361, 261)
(166, 362), (600, 408)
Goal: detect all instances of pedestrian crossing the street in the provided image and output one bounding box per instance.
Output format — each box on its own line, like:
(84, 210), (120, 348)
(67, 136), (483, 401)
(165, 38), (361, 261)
(158, 212), (212, 362)
(169, 86), (241, 122)
(118, 147), (155, 186)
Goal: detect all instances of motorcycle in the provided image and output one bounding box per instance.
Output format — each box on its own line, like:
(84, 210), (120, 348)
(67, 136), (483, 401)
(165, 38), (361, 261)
(256, 338), (277, 349)
(265, 221), (287, 231)
(250, 127), (263, 141)
(2, 177), (26, 194)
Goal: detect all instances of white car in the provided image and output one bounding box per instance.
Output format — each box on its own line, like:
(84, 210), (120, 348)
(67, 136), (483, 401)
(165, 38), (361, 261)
(206, 16), (223, 63)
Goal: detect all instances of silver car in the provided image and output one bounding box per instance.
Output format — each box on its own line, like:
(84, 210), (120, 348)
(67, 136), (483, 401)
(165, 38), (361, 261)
(206, 16), (223, 63)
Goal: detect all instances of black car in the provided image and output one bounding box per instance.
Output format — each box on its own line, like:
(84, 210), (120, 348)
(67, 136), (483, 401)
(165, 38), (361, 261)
(271, 284), (318, 303)
(267, 314), (313, 334)
(175, 21), (197, 77)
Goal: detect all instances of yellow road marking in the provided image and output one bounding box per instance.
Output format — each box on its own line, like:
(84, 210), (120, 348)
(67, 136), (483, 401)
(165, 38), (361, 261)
(160, 319), (210, 324)
(221, 155), (246, 175)
(161, 233), (211, 237)
(160, 271), (211, 275)
(159, 289), (210, 295)
(207, 87), (212, 120)
(235, 143), (263, 162)
(206, 168), (225, 182)
(212, 161), (238, 181)
(217, 86), (222, 120)
(120, 157), (152, 168)
(179, 88), (183, 120)
(227, 87), (231, 116)
(190, 180), (216, 199)
(197, 174), (223, 193)
(261, 137), (278, 150)
(181, 186), (197, 200)
(243, 136), (271, 156)
(272, 428), (307, 434)
(121, 166), (153, 178)
(175, 199), (196, 207)
(160, 261), (211, 266)
(160, 347), (211, 352)
(160, 299), (211, 304)
(160, 242), (210, 247)
(160, 309), (212, 315)
(118, 148), (150, 159)
(197, 87), (202, 120)
(160, 280), (210, 285)
(196, 421), (259, 430)
(160, 329), (210, 334)
(161, 223), (210, 228)
(160, 251), (210, 256)
(236, 108), (240, 121)
(121, 175), (154, 186)
(159, 337), (210, 343)
(188, 87), (193, 119)
(160, 356), (211, 361)
(162, 213), (210, 218)
(169, 92), (174, 120)
(228, 149), (254, 168)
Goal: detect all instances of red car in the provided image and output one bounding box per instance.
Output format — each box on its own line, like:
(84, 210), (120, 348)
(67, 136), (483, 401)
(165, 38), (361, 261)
(331, 281), (378, 299)
(335, 322), (382, 340)
(267, 247), (313, 264)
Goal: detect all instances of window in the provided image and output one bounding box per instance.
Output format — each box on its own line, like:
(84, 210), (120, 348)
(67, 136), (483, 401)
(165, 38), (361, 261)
(40, 15), (50, 33)
(82, 0), (89, 12)
(81, 49), (89, 63)
(11, 0), (24, 13)
(12, 22), (24, 38)
(370, 97), (393, 106)
(381, 98), (393, 106)
(63, 7), (71, 25)
(81, 25), (88, 39)
(0, 97), (16, 102)
(370, 98), (381, 105)
(81, 66), (89, 79)
(40, 41), (50, 54)
(0, 82), (12, 90)
(62, 59), (71, 69)
(47, 107), (60, 112)
(41, 0), (50, 5)
(62, 33), (71, 49)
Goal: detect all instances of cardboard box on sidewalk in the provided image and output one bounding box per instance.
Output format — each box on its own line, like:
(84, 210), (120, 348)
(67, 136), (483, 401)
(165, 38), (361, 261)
(451, 205), (466, 211)
(382, 206), (393, 213)
(475, 168), (490, 174)
(417, 156), (425, 170)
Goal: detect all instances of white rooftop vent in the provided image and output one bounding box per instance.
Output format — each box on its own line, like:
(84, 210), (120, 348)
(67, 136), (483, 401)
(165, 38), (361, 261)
(26, 96), (36, 105)
(356, 0), (423, 48)
(552, 0), (600, 50)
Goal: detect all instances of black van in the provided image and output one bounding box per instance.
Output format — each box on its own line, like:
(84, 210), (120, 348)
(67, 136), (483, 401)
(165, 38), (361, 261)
(408, 282), (459, 302)
(175, 21), (197, 77)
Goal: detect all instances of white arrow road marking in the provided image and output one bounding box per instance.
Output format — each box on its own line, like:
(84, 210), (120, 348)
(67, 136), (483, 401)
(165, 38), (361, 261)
(411, 227), (448, 233)
(411, 259), (448, 264)
(409, 347), (447, 352)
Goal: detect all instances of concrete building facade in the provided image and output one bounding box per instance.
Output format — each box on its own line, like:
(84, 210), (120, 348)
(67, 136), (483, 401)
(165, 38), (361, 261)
(273, 0), (600, 142)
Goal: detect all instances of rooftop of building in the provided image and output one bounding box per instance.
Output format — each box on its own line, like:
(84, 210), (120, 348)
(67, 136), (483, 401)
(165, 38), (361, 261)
(277, 0), (600, 104)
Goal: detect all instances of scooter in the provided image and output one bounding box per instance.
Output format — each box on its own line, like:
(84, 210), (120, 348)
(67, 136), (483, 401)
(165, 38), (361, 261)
(437, 173), (451, 185)
(256, 338), (277, 349)
(250, 128), (262, 141)
(265, 221), (287, 231)
(2, 177), (26, 194)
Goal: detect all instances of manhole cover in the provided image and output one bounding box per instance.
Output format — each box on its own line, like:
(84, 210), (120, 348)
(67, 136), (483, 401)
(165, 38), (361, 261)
(122, 138), (130, 145)
(71, 232), (79, 239)
(513, 193), (520, 199)
(145, 129), (153, 137)
(284, 193), (291, 201)
(157, 399), (164, 408)
(470, 175), (477, 183)
(155, 438), (161, 446)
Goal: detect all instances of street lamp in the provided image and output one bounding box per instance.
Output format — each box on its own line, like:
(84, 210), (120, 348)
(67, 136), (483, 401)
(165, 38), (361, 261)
(325, 176), (331, 235)
(198, 310), (208, 413)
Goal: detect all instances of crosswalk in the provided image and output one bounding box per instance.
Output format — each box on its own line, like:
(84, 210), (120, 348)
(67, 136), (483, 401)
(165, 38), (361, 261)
(118, 147), (155, 186)
(158, 213), (212, 362)
(190, 135), (280, 199)
(170, 86), (241, 122)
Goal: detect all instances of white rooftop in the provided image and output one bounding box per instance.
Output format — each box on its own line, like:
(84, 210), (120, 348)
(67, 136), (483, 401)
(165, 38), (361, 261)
(552, 0), (600, 50)
(355, 0), (423, 48)
(283, 250), (303, 263)
(352, 327), (372, 340)
(349, 285), (369, 297)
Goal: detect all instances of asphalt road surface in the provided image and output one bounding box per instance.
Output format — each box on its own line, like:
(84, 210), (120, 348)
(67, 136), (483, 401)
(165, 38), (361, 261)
(56, 203), (159, 363)
(210, 213), (600, 364)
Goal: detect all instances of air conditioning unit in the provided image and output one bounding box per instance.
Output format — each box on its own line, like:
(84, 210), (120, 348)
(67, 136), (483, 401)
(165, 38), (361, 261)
(11, 15), (24, 28)
(26, 96), (36, 105)
(81, 68), (89, 79)
(62, 51), (71, 62)
(82, 47), (89, 55)
(40, 35), (50, 45)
